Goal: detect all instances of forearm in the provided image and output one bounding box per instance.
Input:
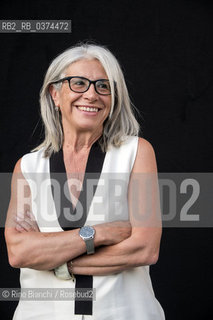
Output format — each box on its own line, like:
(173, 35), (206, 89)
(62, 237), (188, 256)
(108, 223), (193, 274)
(5, 227), (101, 270)
(5, 219), (131, 271)
(72, 264), (131, 276)
(71, 230), (160, 276)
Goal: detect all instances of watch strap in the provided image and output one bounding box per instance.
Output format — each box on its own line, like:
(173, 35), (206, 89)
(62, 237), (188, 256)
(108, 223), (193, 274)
(85, 238), (95, 254)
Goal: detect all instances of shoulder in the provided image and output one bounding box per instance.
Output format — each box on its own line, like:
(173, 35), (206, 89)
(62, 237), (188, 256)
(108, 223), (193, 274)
(137, 137), (156, 156)
(13, 158), (22, 174)
(133, 137), (157, 173)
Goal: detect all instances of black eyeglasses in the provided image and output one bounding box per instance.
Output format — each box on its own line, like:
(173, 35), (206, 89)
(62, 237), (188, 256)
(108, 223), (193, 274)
(51, 76), (111, 95)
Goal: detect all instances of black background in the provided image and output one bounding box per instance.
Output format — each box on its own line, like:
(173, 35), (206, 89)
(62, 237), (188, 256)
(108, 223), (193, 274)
(1, 0), (213, 319)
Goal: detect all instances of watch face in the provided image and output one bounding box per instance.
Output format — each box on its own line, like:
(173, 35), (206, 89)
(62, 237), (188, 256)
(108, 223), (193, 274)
(79, 226), (95, 239)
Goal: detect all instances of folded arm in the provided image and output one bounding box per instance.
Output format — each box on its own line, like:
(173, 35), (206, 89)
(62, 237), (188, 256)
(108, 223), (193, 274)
(5, 159), (131, 270)
(5, 138), (162, 275)
(69, 137), (162, 275)
(69, 227), (161, 276)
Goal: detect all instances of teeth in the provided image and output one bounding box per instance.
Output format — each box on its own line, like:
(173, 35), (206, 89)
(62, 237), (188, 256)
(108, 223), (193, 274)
(78, 106), (99, 112)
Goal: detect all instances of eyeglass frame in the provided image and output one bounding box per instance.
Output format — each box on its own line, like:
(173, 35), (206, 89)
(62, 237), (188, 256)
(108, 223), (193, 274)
(50, 76), (112, 96)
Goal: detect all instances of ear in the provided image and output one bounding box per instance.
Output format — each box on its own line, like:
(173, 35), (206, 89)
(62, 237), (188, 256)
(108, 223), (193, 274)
(49, 84), (60, 107)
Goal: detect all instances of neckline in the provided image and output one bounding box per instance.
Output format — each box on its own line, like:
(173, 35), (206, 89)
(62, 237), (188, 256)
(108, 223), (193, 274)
(49, 139), (106, 230)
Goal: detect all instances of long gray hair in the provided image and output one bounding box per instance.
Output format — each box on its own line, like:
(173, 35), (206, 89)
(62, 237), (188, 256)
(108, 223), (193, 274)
(35, 42), (140, 156)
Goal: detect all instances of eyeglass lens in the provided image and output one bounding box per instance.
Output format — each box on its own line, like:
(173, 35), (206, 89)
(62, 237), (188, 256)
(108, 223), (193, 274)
(70, 77), (111, 95)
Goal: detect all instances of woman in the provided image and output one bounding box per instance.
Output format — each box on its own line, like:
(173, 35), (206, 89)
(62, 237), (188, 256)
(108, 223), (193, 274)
(5, 43), (165, 319)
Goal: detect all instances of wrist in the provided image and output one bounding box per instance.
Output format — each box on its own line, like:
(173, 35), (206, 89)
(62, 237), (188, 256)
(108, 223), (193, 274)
(93, 225), (106, 246)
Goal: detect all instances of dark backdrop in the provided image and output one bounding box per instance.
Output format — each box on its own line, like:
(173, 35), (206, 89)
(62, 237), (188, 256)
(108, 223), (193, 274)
(1, 0), (213, 319)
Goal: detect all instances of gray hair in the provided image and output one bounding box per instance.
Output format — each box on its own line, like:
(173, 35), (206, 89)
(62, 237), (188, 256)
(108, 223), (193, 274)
(35, 42), (140, 156)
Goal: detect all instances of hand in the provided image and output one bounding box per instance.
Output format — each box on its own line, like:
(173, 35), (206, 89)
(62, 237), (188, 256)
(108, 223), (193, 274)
(15, 211), (40, 233)
(94, 220), (132, 246)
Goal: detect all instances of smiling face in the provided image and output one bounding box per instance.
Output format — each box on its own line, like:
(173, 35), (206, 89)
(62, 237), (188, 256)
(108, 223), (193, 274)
(50, 59), (111, 137)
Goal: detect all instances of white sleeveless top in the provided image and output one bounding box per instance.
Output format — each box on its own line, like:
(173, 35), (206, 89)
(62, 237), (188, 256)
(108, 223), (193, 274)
(13, 136), (165, 320)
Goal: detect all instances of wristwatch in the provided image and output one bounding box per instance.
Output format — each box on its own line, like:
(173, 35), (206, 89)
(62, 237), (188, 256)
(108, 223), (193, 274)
(79, 225), (95, 254)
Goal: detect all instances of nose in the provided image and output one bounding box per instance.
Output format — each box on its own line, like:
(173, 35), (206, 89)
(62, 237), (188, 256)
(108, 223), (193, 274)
(83, 83), (99, 101)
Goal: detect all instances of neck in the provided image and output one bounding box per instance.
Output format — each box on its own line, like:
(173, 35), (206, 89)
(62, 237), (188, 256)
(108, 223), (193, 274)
(63, 128), (103, 153)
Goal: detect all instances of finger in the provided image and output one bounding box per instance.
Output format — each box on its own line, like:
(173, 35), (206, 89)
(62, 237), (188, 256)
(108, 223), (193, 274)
(14, 216), (34, 231)
(19, 220), (32, 231)
(26, 211), (36, 221)
(26, 212), (40, 231)
(16, 212), (39, 232)
(24, 216), (39, 232)
(15, 222), (27, 233)
(16, 218), (36, 232)
(23, 217), (39, 232)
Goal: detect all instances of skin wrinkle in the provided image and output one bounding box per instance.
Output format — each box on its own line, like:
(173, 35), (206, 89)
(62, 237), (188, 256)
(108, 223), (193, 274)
(5, 58), (162, 275)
